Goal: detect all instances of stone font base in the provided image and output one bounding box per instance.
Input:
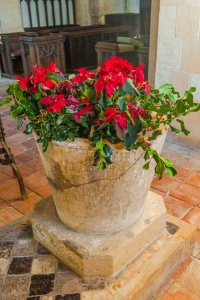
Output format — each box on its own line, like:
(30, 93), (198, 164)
(32, 191), (167, 277)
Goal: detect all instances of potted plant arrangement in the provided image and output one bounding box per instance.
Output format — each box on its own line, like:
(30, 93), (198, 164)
(1, 56), (200, 234)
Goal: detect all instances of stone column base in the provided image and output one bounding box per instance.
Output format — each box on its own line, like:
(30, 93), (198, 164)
(32, 191), (167, 277)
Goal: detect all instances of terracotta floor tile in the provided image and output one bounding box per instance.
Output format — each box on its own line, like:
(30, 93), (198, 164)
(172, 257), (192, 281)
(174, 258), (200, 296)
(26, 158), (44, 172)
(0, 172), (10, 182)
(4, 128), (20, 138)
(175, 157), (200, 173)
(17, 165), (36, 178)
(151, 176), (180, 193)
(155, 278), (175, 300)
(164, 196), (192, 219)
(20, 138), (37, 150)
(0, 164), (11, 175)
(182, 207), (200, 230)
(34, 185), (51, 198)
(172, 167), (193, 182)
(10, 193), (42, 215)
(170, 183), (200, 206)
(185, 173), (200, 190)
(187, 148), (200, 160)
(161, 282), (200, 300)
(161, 148), (183, 162)
(0, 206), (23, 226)
(0, 178), (20, 192)
(166, 143), (190, 155)
(0, 164), (34, 179)
(2, 116), (18, 128)
(5, 143), (26, 156)
(14, 151), (37, 164)
(24, 172), (49, 192)
(0, 179), (30, 203)
(6, 133), (31, 144)
(192, 230), (200, 259)
(0, 199), (9, 210)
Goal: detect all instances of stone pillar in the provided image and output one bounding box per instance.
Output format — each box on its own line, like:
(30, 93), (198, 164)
(74, 0), (92, 25)
(125, 0), (140, 13)
(0, 0), (24, 33)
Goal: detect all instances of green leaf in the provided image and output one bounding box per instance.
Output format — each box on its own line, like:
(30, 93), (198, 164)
(42, 139), (49, 152)
(176, 100), (186, 114)
(169, 125), (180, 134)
(103, 144), (112, 158)
(186, 93), (194, 106)
(24, 123), (34, 134)
(11, 106), (23, 118)
(124, 81), (134, 94)
(158, 83), (173, 94)
(159, 156), (174, 167)
(190, 103), (200, 112)
(117, 97), (126, 111)
(184, 87), (196, 96)
(155, 159), (164, 175)
(84, 87), (96, 103)
(165, 167), (177, 177)
(143, 161), (150, 170)
(96, 139), (104, 150)
(97, 161), (106, 171)
(140, 117), (148, 128)
(124, 120), (141, 148)
(176, 119), (190, 136)
(0, 97), (13, 106)
(15, 90), (24, 100)
(47, 72), (65, 82)
(17, 117), (23, 129)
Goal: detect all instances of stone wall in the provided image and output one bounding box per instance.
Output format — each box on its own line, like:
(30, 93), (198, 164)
(155, 0), (200, 149)
(0, 0), (23, 33)
(75, 0), (140, 25)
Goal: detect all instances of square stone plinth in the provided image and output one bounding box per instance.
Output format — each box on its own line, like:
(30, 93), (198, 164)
(32, 191), (167, 277)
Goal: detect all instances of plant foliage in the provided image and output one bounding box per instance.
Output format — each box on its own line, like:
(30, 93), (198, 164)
(1, 57), (200, 179)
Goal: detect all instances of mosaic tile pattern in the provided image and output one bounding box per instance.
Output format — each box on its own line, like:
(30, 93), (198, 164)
(0, 219), (109, 300)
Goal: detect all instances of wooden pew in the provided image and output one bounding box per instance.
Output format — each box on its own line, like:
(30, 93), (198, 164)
(60, 25), (131, 72)
(19, 34), (66, 75)
(95, 36), (149, 79)
(0, 25), (78, 78)
(20, 25), (131, 75)
(0, 32), (38, 78)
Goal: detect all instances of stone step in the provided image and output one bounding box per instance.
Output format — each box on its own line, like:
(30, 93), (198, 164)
(80, 215), (196, 300)
(31, 191), (196, 299)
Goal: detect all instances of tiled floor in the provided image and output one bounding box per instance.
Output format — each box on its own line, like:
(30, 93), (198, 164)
(0, 78), (200, 299)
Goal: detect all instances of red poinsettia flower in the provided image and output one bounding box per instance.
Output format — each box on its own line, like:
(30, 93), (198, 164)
(40, 94), (67, 113)
(74, 105), (94, 122)
(95, 56), (136, 98)
(127, 104), (147, 121)
(46, 61), (64, 75)
(98, 56), (134, 76)
(104, 107), (117, 122)
(71, 68), (95, 83)
(95, 73), (126, 98)
(115, 114), (127, 131)
(104, 107), (128, 131)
